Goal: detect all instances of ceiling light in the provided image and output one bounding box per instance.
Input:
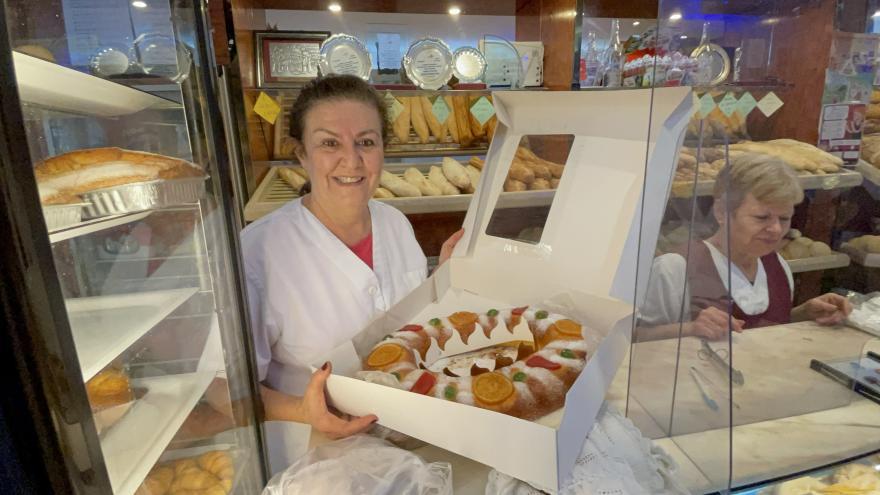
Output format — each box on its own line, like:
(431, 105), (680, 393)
(448, 6), (461, 15)
(131, 0), (147, 7)
(680, 35), (688, 39)
(633, 21), (641, 26)
(328, 3), (342, 12)
(873, 10), (880, 17)
(669, 12), (682, 20)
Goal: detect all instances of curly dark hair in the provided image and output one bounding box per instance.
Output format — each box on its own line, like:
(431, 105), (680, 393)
(289, 74), (389, 146)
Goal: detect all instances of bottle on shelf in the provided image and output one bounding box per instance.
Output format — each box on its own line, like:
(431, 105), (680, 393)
(599, 19), (624, 87)
(581, 31), (600, 87)
(692, 21), (714, 85)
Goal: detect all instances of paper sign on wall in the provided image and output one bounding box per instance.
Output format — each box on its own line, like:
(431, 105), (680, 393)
(736, 92), (757, 116)
(470, 96), (495, 126)
(431, 97), (450, 124)
(757, 92), (784, 117)
(698, 93), (716, 118)
(254, 92), (281, 124)
(718, 92), (739, 117)
(384, 92), (405, 122)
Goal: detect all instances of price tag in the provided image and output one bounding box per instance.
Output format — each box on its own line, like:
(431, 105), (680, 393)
(698, 93), (717, 118)
(469, 96), (495, 126)
(431, 97), (450, 124)
(253, 92), (281, 124)
(757, 92), (784, 117)
(384, 92), (405, 122)
(736, 92), (757, 116)
(718, 92), (738, 117)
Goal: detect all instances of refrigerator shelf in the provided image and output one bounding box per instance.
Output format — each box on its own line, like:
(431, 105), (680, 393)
(67, 288), (199, 381)
(102, 371), (215, 495)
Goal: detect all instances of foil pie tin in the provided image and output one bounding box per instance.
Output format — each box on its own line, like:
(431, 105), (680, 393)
(81, 177), (207, 219)
(43, 203), (90, 231)
(319, 34), (373, 81)
(403, 38), (453, 90)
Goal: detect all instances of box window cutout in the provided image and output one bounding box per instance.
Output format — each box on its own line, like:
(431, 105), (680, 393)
(485, 134), (573, 245)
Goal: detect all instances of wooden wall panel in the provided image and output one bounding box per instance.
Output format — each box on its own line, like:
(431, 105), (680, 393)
(256, 0), (517, 15)
(581, 0), (657, 19)
(764, 0), (836, 144)
(209, 0), (231, 65)
(515, 0), (577, 90)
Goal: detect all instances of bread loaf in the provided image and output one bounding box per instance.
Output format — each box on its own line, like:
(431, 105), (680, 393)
(35, 147), (204, 205)
(409, 96), (430, 144)
(392, 97), (412, 143)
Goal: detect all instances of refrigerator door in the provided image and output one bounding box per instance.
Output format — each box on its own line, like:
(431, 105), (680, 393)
(0, 0), (268, 493)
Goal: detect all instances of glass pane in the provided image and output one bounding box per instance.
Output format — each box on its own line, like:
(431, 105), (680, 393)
(484, 135), (572, 244)
(630, 1), (880, 493)
(3, 0), (266, 492)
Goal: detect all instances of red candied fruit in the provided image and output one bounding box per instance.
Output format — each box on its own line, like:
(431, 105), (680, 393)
(526, 355), (561, 370)
(511, 306), (528, 316)
(401, 324), (424, 332)
(410, 372), (437, 395)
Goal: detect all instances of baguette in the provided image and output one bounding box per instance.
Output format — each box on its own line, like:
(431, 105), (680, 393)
(392, 97), (412, 143)
(468, 156), (484, 170)
(380, 170), (421, 197)
(485, 95), (497, 140)
(428, 166), (460, 195)
(441, 157), (472, 190)
(409, 96), (430, 144)
(468, 95), (487, 139)
(373, 187), (395, 199)
(420, 97), (445, 140)
(291, 167), (309, 180)
(403, 167), (442, 196)
(444, 96), (460, 143)
(452, 96), (475, 148)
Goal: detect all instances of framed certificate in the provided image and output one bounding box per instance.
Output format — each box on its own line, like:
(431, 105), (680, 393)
(256, 31), (330, 88)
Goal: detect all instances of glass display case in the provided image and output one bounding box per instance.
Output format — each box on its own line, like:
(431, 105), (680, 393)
(218, 0), (880, 493)
(618, 0), (880, 493)
(0, 0), (267, 493)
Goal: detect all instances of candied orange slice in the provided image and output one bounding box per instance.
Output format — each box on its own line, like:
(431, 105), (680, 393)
(448, 311), (478, 327)
(552, 319), (582, 337)
(473, 372), (514, 405)
(366, 344), (404, 368)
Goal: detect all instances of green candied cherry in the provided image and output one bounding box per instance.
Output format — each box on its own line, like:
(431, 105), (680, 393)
(535, 310), (549, 320)
(560, 349), (575, 359)
(429, 318), (441, 327)
(487, 309), (499, 317)
(512, 371), (527, 382)
(391, 372), (401, 381)
(444, 385), (456, 399)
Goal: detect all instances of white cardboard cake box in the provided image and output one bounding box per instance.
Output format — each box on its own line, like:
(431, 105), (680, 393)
(316, 87), (694, 493)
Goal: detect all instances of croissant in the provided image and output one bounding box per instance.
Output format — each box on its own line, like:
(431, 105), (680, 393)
(169, 470), (219, 491)
(197, 451), (234, 481)
(135, 466), (174, 495)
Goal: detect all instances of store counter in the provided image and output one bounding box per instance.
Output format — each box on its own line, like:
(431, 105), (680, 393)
(304, 322), (880, 494)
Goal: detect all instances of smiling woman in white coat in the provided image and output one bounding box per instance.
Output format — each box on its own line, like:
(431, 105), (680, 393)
(241, 75), (463, 440)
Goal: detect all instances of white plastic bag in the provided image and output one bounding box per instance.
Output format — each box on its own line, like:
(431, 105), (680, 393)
(485, 405), (690, 495)
(262, 434), (452, 495)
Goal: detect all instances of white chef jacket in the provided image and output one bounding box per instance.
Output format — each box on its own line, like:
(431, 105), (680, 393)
(639, 240), (794, 327)
(241, 198), (427, 395)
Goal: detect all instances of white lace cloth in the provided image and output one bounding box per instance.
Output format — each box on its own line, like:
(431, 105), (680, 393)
(485, 405), (690, 495)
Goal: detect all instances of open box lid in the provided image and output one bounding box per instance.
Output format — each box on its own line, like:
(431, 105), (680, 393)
(451, 87), (694, 307)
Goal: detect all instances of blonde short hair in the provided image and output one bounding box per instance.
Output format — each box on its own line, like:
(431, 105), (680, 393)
(712, 154), (804, 211)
